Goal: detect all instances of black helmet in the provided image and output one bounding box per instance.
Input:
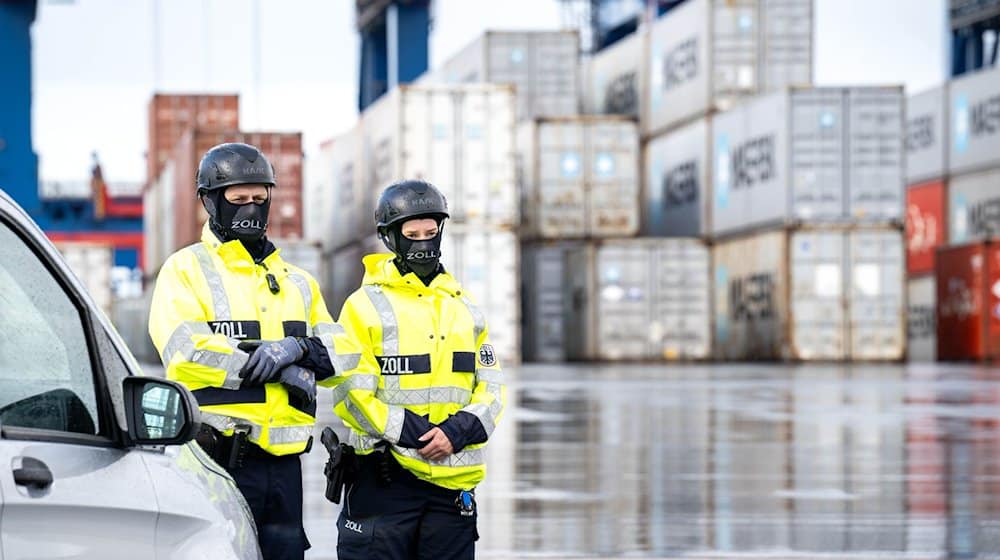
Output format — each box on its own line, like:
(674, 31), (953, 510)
(196, 143), (276, 195)
(374, 179), (449, 231)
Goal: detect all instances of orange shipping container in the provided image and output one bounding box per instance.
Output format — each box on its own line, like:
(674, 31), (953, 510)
(147, 94), (240, 182)
(163, 129), (304, 255)
(906, 180), (947, 276)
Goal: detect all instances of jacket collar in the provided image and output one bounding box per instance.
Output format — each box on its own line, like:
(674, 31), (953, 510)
(361, 253), (461, 296)
(200, 222), (285, 275)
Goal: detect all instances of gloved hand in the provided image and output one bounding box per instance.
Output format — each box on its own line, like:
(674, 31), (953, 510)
(280, 365), (317, 406)
(239, 337), (304, 386)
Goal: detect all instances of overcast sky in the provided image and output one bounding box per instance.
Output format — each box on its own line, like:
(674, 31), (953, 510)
(31, 0), (948, 184)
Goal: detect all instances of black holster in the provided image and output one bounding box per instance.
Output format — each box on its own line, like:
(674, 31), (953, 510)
(196, 424), (252, 470)
(321, 427), (356, 504)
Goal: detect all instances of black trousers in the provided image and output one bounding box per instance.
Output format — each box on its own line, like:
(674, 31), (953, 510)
(336, 457), (478, 560)
(227, 452), (310, 560)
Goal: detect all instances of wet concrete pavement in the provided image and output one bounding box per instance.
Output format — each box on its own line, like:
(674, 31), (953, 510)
(145, 362), (1000, 558)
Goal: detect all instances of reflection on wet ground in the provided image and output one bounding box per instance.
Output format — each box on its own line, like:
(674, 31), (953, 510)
(213, 362), (1000, 559)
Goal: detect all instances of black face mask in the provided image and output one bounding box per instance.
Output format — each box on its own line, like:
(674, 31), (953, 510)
(205, 191), (271, 243)
(383, 224), (443, 280)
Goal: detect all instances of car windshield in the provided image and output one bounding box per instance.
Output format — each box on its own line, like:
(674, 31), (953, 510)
(0, 219), (99, 435)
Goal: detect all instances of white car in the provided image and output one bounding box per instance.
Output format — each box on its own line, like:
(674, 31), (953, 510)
(0, 190), (260, 559)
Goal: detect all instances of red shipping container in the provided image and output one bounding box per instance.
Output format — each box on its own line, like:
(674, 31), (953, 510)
(147, 94), (240, 182)
(906, 180), (947, 275)
(935, 240), (1000, 361)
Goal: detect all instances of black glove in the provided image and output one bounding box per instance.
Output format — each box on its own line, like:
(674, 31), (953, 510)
(280, 364), (317, 406)
(239, 337), (304, 386)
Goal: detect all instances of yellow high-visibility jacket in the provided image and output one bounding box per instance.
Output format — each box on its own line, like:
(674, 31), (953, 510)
(334, 253), (506, 490)
(149, 223), (365, 455)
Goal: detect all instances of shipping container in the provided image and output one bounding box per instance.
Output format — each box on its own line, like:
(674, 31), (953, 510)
(906, 179), (948, 275)
(146, 129), (305, 272)
(643, 0), (813, 136)
(440, 226), (521, 365)
(323, 243), (366, 321)
(143, 159), (175, 275)
(306, 127), (364, 250)
(518, 116), (639, 239)
(520, 241), (581, 362)
(935, 240), (1000, 361)
(711, 86), (904, 237)
(713, 226), (905, 361)
(948, 167), (1000, 245)
(53, 241), (114, 316)
(429, 31), (579, 120)
(564, 238), (711, 361)
(948, 64), (1000, 175)
(361, 84), (517, 228)
(905, 86), (947, 184)
(147, 94), (239, 182)
(642, 117), (710, 236)
(908, 276), (937, 362)
(582, 30), (644, 117)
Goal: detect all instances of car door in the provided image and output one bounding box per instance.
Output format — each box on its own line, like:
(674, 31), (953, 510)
(0, 209), (159, 559)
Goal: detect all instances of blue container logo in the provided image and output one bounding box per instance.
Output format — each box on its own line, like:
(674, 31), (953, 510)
(714, 134), (731, 209)
(594, 153), (615, 177)
(560, 152), (582, 178)
(954, 94), (970, 154)
(820, 111), (836, 129)
(510, 48), (525, 64)
(951, 192), (969, 243)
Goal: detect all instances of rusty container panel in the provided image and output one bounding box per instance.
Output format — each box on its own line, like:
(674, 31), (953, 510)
(147, 94), (239, 181)
(935, 242), (996, 361)
(906, 179), (948, 276)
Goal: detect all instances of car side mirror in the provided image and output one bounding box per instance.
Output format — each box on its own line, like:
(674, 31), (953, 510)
(122, 377), (201, 446)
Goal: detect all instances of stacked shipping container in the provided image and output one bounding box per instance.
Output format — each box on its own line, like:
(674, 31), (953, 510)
(903, 65), (1000, 362)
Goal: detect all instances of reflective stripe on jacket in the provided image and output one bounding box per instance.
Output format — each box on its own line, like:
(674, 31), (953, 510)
(334, 253), (506, 490)
(149, 223), (361, 455)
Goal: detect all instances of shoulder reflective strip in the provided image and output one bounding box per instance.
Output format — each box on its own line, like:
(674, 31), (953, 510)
(268, 425), (314, 445)
(192, 386), (266, 406)
(286, 274), (314, 335)
(364, 285), (399, 355)
(476, 368), (504, 385)
(162, 322), (247, 389)
(191, 244), (231, 319)
(331, 373), (379, 404)
(377, 354), (432, 375)
(375, 386), (473, 406)
(459, 296), (486, 344)
(452, 351), (476, 373)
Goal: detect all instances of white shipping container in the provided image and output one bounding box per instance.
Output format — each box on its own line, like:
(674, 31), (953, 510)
(431, 31), (580, 120)
(711, 86), (904, 237)
(565, 238), (712, 361)
(906, 86), (947, 184)
(362, 84), (517, 227)
(712, 226), (905, 361)
(143, 160), (175, 275)
(54, 242), (114, 317)
(642, 117), (711, 236)
(908, 276), (936, 362)
(518, 116), (640, 239)
(440, 226), (520, 365)
(307, 127), (365, 250)
(644, 0), (813, 136)
(520, 241), (581, 362)
(583, 31), (644, 116)
(948, 64), (1000, 175)
(948, 167), (1000, 244)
